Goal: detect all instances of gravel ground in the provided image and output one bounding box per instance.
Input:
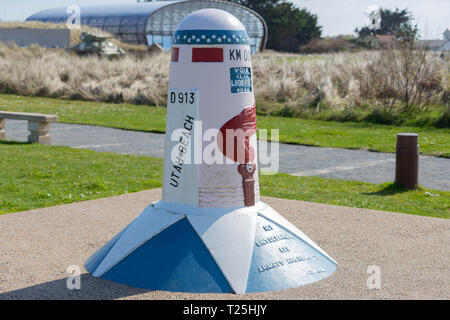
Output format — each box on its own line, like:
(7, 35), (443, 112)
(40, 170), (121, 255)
(0, 189), (448, 300)
(4, 120), (450, 190)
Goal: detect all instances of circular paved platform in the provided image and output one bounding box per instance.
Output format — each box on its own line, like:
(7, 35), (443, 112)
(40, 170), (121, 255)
(0, 189), (448, 299)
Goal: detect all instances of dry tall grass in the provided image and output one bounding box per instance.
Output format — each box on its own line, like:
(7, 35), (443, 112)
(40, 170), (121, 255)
(0, 43), (168, 105)
(0, 42), (448, 124)
(253, 50), (448, 114)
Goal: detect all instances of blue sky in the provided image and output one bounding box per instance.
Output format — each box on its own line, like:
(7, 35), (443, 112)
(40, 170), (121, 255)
(1, 0), (448, 39)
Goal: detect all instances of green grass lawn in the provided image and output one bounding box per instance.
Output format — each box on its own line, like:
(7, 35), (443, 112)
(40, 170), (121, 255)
(260, 174), (449, 219)
(0, 94), (448, 157)
(258, 117), (449, 157)
(0, 141), (164, 214)
(0, 94), (167, 133)
(1, 142), (448, 218)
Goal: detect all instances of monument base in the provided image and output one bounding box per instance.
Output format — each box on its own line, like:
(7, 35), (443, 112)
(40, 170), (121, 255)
(85, 201), (337, 294)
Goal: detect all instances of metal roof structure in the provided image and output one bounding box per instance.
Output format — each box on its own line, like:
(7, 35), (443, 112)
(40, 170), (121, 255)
(26, 0), (267, 53)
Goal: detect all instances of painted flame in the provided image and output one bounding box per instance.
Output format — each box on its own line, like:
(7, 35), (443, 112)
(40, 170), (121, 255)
(217, 104), (257, 164)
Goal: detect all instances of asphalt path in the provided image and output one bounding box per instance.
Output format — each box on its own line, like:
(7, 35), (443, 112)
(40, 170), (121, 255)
(4, 120), (450, 191)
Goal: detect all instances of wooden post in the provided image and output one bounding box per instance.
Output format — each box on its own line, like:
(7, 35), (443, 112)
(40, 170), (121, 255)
(395, 133), (419, 189)
(0, 118), (5, 140)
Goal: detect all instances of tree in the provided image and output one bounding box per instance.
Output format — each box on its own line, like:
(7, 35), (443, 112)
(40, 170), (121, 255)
(227, 0), (322, 52)
(355, 8), (412, 37)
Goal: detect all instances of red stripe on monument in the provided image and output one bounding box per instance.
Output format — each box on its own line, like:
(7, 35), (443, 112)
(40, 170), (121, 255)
(171, 47), (179, 62)
(192, 48), (223, 62)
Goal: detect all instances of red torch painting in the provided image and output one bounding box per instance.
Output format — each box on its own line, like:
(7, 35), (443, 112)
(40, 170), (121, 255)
(218, 104), (257, 206)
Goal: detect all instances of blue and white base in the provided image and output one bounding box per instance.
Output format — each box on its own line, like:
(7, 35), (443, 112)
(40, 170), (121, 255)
(85, 201), (337, 294)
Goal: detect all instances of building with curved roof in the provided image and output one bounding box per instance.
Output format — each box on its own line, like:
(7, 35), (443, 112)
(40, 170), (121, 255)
(26, 0), (267, 53)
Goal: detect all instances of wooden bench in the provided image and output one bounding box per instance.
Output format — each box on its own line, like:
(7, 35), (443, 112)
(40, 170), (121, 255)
(0, 111), (58, 145)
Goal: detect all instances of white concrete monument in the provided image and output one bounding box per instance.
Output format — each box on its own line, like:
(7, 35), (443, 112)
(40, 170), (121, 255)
(85, 8), (337, 294)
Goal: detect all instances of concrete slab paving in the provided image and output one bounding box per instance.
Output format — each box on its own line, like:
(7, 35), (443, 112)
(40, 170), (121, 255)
(0, 189), (448, 300)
